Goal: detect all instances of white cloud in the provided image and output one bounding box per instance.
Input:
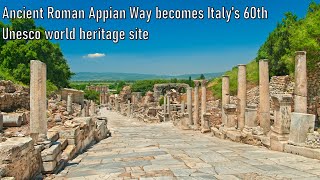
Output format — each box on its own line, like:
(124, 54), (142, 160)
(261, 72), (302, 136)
(83, 53), (106, 59)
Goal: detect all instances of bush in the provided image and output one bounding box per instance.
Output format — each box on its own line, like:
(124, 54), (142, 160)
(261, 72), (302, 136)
(84, 90), (99, 103)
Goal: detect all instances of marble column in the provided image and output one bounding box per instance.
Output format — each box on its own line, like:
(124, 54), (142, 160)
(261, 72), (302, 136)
(193, 81), (200, 128)
(67, 93), (73, 114)
(201, 80), (207, 127)
(181, 101), (185, 114)
(187, 87), (193, 125)
(167, 94), (171, 121)
(85, 101), (89, 117)
(30, 60), (47, 141)
(294, 51), (308, 113)
(222, 75), (230, 126)
(259, 59), (270, 134)
(237, 64), (246, 130)
(90, 100), (95, 116)
(127, 100), (131, 117)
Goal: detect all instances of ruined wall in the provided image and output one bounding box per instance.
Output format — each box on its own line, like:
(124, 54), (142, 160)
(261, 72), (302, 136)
(61, 88), (84, 105)
(0, 137), (41, 179)
(0, 81), (29, 112)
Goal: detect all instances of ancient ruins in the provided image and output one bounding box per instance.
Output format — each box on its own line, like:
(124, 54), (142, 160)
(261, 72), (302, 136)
(0, 60), (110, 179)
(109, 51), (319, 160)
(0, 51), (320, 179)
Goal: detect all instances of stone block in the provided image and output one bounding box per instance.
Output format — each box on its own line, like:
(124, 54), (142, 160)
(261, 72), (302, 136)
(211, 127), (226, 139)
(226, 130), (241, 142)
(285, 144), (320, 160)
(245, 107), (257, 128)
(270, 133), (288, 152)
(42, 160), (57, 173)
(47, 131), (59, 142)
(57, 139), (68, 151)
(289, 112), (315, 144)
(41, 143), (61, 162)
(61, 145), (76, 161)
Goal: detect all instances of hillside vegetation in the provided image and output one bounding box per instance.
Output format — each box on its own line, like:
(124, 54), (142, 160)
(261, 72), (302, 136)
(0, 19), (73, 91)
(210, 2), (320, 98)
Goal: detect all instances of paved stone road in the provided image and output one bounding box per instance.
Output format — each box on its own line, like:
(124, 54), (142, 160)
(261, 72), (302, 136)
(55, 108), (320, 180)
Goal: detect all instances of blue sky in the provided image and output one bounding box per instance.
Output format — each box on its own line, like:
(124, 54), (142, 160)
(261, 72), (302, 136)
(1, 0), (318, 75)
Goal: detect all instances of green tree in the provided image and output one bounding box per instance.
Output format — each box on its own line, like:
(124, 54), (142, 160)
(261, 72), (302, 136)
(199, 74), (205, 80)
(0, 19), (73, 87)
(256, 12), (297, 76)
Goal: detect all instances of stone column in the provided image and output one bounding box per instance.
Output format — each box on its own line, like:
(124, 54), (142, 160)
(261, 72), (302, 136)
(0, 114), (3, 131)
(85, 101), (89, 117)
(187, 87), (193, 125)
(181, 101), (185, 114)
(30, 60), (47, 141)
(259, 59), (270, 134)
(201, 80), (207, 127)
(193, 81), (200, 128)
(222, 75), (230, 126)
(67, 93), (73, 114)
(163, 95), (167, 114)
(294, 51), (307, 113)
(90, 100), (95, 116)
(237, 64), (246, 130)
(127, 100), (131, 117)
(167, 94), (171, 121)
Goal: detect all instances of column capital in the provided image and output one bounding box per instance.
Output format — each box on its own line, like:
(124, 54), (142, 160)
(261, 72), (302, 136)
(259, 59), (269, 63)
(193, 80), (201, 87)
(201, 80), (207, 87)
(238, 64), (246, 67)
(296, 51), (306, 55)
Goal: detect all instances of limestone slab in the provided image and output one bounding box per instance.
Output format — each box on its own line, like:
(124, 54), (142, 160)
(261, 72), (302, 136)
(289, 112), (315, 144)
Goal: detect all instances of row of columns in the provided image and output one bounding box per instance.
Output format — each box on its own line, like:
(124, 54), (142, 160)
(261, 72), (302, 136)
(163, 80), (207, 129)
(221, 51), (310, 136)
(100, 92), (110, 105)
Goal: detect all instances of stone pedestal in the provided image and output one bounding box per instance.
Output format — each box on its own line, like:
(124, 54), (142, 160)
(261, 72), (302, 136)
(224, 104), (237, 128)
(30, 60), (47, 142)
(201, 113), (211, 133)
(222, 76), (230, 126)
(237, 64), (246, 130)
(294, 51), (308, 113)
(193, 80), (200, 128)
(270, 94), (292, 151)
(187, 87), (193, 125)
(289, 112), (315, 144)
(245, 104), (258, 128)
(67, 93), (73, 114)
(201, 80), (207, 128)
(259, 60), (270, 134)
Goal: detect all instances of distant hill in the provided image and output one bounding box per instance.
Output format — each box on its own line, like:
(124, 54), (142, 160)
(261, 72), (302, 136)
(71, 72), (223, 81)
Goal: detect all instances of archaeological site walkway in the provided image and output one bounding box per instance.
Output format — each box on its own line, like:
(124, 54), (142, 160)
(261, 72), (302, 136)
(54, 108), (320, 180)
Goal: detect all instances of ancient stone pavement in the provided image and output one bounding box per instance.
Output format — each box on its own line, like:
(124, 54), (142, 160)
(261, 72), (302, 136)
(54, 108), (320, 180)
